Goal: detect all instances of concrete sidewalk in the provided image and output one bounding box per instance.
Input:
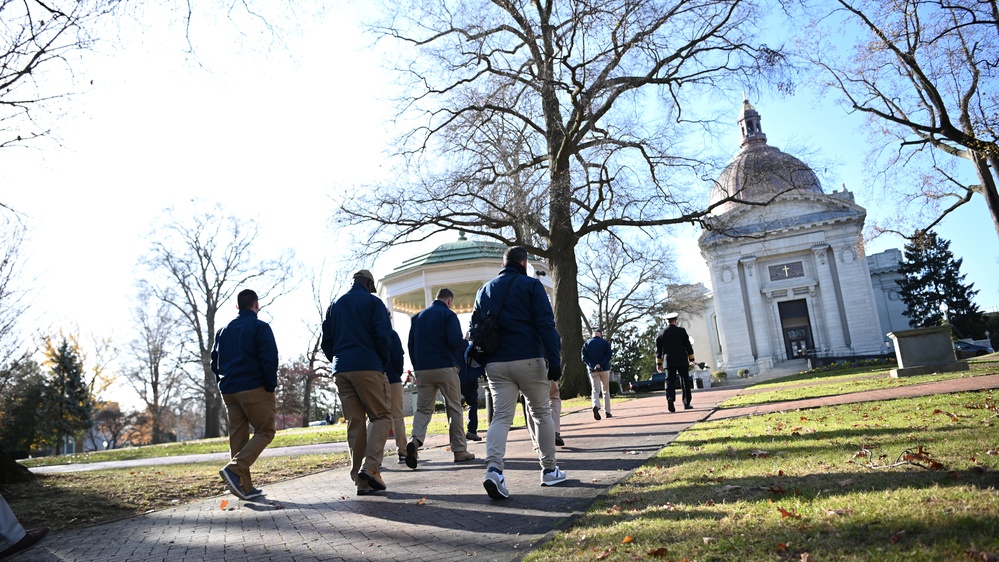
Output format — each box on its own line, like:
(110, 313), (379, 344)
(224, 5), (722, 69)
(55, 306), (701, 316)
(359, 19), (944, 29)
(15, 374), (999, 562)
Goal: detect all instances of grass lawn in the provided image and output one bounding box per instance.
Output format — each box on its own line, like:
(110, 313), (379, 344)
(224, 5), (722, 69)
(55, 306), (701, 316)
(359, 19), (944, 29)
(719, 359), (999, 409)
(527, 388), (999, 561)
(4, 453), (351, 532)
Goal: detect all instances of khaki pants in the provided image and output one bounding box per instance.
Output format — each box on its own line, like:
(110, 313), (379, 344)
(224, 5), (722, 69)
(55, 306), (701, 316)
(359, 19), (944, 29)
(389, 381), (407, 451)
(526, 380), (562, 441)
(222, 386), (276, 493)
(334, 370), (392, 482)
(411, 366), (467, 452)
(484, 358), (556, 472)
(589, 370), (611, 414)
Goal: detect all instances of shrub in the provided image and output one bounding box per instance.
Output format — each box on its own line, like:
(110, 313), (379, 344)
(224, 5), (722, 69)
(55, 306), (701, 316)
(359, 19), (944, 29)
(737, 368), (750, 378)
(711, 371), (727, 382)
(609, 380), (621, 396)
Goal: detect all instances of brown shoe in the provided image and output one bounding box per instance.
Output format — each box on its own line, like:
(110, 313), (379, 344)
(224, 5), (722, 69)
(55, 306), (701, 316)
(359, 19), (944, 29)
(358, 468), (387, 491)
(0, 527), (49, 560)
(453, 450), (476, 462)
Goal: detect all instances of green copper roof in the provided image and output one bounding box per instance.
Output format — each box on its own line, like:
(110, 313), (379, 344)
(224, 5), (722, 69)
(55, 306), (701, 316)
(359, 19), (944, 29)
(393, 231), (507, 272)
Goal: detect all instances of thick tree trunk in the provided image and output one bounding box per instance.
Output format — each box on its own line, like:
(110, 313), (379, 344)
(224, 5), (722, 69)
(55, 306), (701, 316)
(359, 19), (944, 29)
(981, 152), (999, 239)
(202, 358), (222, 438)
(548, 168), (587, 397)
(0, 448), (33, 485)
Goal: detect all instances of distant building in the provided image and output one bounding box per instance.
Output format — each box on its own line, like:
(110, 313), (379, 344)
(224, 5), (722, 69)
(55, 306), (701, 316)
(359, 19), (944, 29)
(690, 100), (905, 375)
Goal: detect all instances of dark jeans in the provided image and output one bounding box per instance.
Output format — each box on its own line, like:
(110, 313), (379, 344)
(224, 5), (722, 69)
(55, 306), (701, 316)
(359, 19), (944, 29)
(666, 365), (692, 407)
(460, 375), (479, 433)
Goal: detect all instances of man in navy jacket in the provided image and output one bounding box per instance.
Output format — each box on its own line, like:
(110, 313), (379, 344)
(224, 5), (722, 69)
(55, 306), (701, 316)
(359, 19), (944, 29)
(211, 289), (278, 500)
(321, 269), (393, 495)
(405, 288), (475, 468)
(581, 328), (613, 420)
(470, 246), (565, 499)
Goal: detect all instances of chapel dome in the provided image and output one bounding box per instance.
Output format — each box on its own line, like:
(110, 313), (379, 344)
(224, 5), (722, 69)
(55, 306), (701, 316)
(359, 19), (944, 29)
(708, 99), (823, 215)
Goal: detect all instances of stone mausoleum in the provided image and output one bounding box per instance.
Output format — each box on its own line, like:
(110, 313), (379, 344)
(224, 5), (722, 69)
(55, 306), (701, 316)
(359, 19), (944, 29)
(692, 100), (906, 375)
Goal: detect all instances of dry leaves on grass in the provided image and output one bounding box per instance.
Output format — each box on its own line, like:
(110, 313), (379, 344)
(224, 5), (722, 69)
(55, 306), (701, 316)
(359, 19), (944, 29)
(965, 547), (999, 561)
(777, 507), (801, 519)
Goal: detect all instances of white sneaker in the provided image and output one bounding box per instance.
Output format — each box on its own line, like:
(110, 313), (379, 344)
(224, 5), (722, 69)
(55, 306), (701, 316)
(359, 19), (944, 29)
(483, 468), (509, 499)
(541, 466), (567, 486)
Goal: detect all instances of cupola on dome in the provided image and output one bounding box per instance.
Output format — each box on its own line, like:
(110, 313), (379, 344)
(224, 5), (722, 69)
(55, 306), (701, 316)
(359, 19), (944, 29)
(708, 99), (823, 215)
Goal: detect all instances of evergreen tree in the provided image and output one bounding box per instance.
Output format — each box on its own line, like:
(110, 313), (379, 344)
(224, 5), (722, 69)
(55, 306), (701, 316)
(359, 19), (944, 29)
(0, 355), (47, 458)
(612, 323), (662, 387)
(896, 231), (987, 338)
(42, 338), (93, 454)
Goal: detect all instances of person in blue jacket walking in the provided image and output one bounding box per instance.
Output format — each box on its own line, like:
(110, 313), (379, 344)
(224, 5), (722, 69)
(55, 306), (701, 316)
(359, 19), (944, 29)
(469, 246), (566, 499)
(211, 289), (279, 501)
(321, 270), (393, 495)
(581, 328), (613, 420)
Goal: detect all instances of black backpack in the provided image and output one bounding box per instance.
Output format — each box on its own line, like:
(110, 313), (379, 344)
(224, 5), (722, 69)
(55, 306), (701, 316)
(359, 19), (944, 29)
(470, 276), (517, 355)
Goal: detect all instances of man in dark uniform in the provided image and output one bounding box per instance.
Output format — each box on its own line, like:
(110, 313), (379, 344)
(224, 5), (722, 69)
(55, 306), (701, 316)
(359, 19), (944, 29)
(655, 312), (695, 412)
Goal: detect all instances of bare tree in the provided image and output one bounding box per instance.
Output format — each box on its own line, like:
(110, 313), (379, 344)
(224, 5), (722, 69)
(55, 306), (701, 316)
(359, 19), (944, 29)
(139, 203), (298, 438)
(300, 264), (344, 427)
(795, 0), (999, 239)
(577, 232), (682, 341)
(337, 0), (777, 395)
(0, 216), (30, 373)
(121, 292), (186, 444)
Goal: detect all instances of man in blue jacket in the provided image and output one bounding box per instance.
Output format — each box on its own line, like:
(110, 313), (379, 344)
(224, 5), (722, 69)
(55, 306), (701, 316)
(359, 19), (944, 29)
(581, 328), (613, 420)
(211, 289), (278, 500)
(406, 288), (475, 468)
(321, 269), (393, 495)
(470, 246), (565, 499)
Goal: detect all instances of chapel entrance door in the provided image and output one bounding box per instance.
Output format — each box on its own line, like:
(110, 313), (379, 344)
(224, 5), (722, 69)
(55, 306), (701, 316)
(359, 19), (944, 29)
(778, 299), (813, 359)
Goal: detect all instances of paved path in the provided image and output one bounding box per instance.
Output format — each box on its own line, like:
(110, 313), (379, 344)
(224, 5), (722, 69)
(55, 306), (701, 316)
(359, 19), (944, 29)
(15, 374), (999, 562)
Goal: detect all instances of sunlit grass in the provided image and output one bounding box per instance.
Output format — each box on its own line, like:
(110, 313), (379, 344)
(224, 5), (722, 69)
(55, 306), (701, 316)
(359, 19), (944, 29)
(526, 389), (999, 562)
(720, 361), (999, 409)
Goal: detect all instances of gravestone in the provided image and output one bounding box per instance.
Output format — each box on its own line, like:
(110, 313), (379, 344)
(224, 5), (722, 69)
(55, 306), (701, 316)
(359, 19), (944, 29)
(887, 325), (968, 378)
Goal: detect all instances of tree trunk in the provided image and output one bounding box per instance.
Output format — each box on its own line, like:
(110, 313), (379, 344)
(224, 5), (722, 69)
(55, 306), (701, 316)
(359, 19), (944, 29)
(202, 357), (222, 438)
(0, 448), (33, 486)
(548, 167), (587, 397)
(302, 374), (314, 428)
(981, 152), (999, 239)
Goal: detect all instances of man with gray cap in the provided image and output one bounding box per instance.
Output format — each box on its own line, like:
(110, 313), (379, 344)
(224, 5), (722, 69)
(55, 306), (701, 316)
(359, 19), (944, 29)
(321, 269), (393, 495)
(655, 312), (695, 412)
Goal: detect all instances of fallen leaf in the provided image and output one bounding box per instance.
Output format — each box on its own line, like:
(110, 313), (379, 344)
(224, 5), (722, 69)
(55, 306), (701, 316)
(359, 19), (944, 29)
(702, 537), (717, 544)
(595, 548), (615, 560)
(837, 478), (854, 487)
(801, 553), (813, 562)
(889, 531), (905, 543)
(777, 543), (789, 552)
(777, 507), (801, 519)
(767, 485), (787, 495)
(750, 449), (770, 458)
(704, 499), (715, 506)
(220, 500), (229, 510)
(622, 535), (634, 544)
(648, 547), (669, 557)
(417, 498), (426, 505)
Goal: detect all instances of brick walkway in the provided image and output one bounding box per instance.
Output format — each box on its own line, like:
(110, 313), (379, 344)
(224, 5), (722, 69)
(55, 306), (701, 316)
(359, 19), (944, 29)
(15, 374), (999, 562)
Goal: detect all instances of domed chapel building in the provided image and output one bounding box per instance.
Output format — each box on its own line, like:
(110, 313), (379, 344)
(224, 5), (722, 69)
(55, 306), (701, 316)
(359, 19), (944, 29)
(695, 100), (898, 375)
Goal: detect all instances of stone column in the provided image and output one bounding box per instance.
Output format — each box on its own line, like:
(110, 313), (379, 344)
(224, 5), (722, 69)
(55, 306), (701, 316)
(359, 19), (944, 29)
(812, 245), (846, 350)
(739, 256), (773, 360)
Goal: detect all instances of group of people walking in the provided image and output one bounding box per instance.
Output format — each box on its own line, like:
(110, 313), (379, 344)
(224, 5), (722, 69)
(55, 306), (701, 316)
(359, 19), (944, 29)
(308, 245), (569, 499)
(209, 245), (698, 502)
